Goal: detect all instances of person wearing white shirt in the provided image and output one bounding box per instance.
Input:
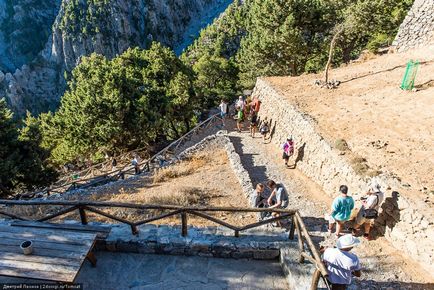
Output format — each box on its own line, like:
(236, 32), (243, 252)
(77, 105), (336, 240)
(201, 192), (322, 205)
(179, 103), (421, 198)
(236, 96), (245, 110)
(219, 99), (228, 126)
(353, 183), (384, 240)
(323, 234), (362, 290)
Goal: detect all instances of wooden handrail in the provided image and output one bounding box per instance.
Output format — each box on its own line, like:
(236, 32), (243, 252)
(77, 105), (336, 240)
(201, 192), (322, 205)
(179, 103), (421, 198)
(0, 200), (328, 289)
(0, 200), (297, 214)
(293, 212), (329, 289)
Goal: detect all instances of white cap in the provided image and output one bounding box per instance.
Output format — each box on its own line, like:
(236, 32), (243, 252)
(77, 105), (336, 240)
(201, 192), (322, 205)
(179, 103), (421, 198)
(369, 183), (381, 192)
(336, 234), (361, 249)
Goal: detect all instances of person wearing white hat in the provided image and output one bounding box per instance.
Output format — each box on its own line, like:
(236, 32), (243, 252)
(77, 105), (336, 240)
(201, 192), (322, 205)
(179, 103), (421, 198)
(352, 183), (384, 240)
(323, 234), (362, 289)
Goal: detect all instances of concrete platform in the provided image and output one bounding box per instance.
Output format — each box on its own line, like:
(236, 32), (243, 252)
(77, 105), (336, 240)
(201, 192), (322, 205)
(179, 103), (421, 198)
(0, 252), (289, 290)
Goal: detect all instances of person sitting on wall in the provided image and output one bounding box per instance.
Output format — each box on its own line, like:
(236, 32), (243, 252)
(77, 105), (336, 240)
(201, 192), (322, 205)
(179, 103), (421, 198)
(352, 183), (384, 241)
(323, 234), (362, 290)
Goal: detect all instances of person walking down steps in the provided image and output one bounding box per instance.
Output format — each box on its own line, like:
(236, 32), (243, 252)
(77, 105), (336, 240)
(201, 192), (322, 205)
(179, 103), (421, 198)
(259, 118), (270, 142)
(249, 110), (258, 138)
(219, 99), (228, 127)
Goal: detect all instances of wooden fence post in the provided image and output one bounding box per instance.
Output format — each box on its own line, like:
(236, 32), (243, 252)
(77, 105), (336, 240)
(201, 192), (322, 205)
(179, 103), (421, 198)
(131, 224), (139, 235)
(78, 207), (88, 225)
(181, 211), (188, 237)
(310, 269), (322, 290)
(289, 215), (295, 240)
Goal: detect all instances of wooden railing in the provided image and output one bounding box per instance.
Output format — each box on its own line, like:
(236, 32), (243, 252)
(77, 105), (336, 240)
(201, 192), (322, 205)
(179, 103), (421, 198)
(18, 114), (222, 199)
(0, 200), (328, 289)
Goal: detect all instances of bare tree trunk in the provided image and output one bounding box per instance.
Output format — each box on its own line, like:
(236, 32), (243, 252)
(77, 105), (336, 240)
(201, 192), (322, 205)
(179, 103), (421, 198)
(324, 25), (344, 83)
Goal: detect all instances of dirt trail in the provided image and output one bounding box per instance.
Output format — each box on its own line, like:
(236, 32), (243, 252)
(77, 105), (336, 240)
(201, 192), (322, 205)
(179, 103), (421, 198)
(225, 118), (434, 289)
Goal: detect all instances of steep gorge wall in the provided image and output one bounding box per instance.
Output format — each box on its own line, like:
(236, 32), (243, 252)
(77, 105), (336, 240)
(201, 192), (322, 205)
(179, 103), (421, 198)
(393, 0), (434, 52)
(252, 78), (434, 273)
(0, 0), (231, 116)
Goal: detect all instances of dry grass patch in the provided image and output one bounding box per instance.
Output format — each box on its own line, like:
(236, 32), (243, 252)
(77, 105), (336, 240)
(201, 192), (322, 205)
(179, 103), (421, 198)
(3, 148), (256, 227)
(152, 152), (212, 183)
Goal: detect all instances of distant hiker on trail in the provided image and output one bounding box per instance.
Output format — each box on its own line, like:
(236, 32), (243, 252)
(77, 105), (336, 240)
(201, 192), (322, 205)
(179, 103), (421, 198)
(250, 96), (261, 113)
(235, 106), (244, 132)
(236, 96), (245, 111)
(351, 183), (384, 241)
(111, 157), (117, 170)
(323, 234), (362, 290)
(219, 99), (228, 126)
(259, 118), (270, 142)
(266, 180), (289, 226)
(328, 185), (355, 237)
(249, 110), (258, 138)
(282, 137), (294, 167)
(132, 155), (141, 175)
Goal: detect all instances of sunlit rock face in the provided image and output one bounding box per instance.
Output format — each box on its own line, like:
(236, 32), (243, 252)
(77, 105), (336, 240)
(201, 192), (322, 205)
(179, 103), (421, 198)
(0, 0), (231, 116)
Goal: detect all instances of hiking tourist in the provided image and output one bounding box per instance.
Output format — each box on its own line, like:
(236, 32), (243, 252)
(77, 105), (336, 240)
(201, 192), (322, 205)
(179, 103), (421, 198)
(259, 118), (270, 142)
(249, 110), (258, 138)
(219, 99), (228, 126)
(352, 183), (384, 240)
(282, 137), (294, 167)
(323, 234), (362, 290)
(328, 185), (355, 237)
(252, 183), (269, 219)
(132, 155), (141, 175)
(236, 96), (245, 111)
(111, 157), (117, 170)
(266, 180), (289, 226)
(250, 96), (261, 113)
(235, 106), (244, 132)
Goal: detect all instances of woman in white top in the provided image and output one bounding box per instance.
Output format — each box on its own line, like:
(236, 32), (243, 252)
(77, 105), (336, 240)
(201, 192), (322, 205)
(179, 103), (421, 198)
(353, 184), (384, 240)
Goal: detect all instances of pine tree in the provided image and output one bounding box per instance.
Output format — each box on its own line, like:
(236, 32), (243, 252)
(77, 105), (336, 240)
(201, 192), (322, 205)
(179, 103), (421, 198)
(0, 98), (19, 196)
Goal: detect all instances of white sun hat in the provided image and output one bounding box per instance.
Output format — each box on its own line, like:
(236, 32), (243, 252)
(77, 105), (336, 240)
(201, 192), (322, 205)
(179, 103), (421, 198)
(336, 234), (361, 249)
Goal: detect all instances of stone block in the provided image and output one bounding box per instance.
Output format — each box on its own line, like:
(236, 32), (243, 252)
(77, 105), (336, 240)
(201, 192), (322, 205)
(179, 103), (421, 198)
(253, 249), (280, 260)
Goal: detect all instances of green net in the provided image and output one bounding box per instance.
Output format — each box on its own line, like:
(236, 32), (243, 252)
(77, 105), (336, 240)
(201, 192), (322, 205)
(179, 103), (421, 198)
(400, 60), (420, 90)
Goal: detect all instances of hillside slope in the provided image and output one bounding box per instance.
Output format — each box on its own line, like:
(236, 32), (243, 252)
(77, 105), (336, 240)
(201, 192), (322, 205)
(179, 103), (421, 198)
(266, 46), (434, 204)
(0, 0), (232, 116)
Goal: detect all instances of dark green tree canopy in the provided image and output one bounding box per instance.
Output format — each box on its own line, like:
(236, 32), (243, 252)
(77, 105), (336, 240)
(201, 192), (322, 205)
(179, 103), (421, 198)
(43, 43), (198, 165)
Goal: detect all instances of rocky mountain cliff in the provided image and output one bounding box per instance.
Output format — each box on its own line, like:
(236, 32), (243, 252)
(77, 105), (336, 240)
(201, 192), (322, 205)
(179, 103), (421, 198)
(0, 0), (232, 116)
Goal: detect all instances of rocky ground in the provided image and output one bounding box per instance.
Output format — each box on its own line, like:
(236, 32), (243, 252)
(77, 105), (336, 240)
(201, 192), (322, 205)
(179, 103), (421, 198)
(265, 46), (434, 207)
(225, 118), (434, 289)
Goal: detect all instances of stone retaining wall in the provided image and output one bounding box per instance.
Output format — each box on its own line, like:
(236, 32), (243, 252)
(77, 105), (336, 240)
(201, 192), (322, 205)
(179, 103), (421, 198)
(252, 78), (434, 273)
(393, 0), (434, 52)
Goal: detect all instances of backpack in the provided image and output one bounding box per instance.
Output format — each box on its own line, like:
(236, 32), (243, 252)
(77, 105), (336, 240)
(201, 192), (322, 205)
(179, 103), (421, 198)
(362, 194), (379, 219)
(284, 141), (294, 154)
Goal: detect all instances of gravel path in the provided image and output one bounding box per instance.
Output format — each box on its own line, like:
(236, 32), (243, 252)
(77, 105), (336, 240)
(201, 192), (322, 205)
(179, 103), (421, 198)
(226, 119), (434, 290)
